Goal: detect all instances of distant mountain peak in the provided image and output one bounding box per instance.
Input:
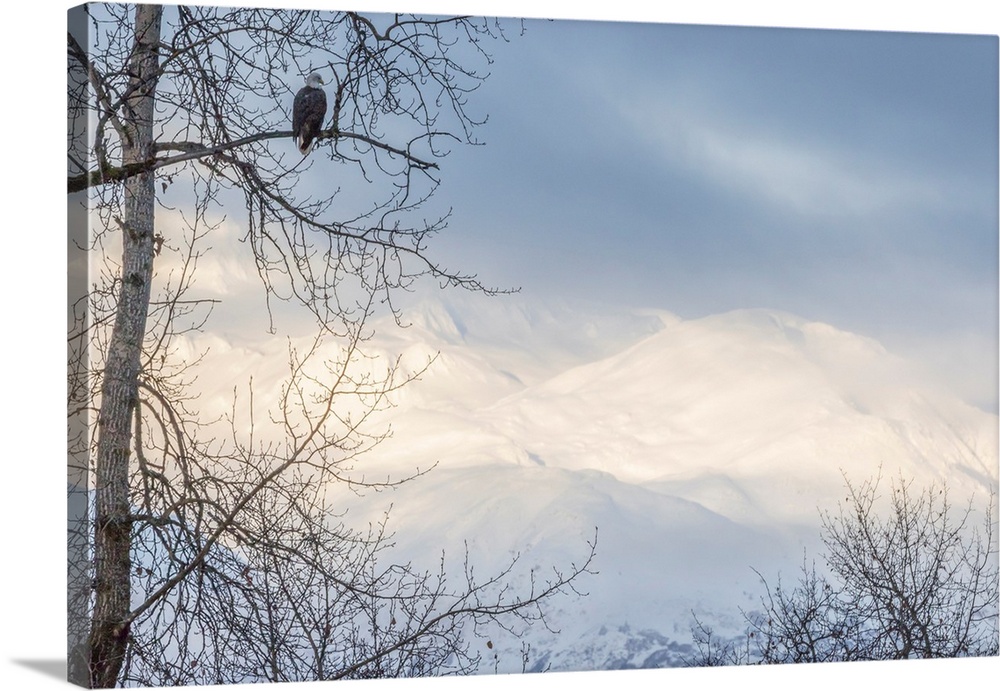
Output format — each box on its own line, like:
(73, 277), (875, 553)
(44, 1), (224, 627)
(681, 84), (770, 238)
(362, 295), (996, 523)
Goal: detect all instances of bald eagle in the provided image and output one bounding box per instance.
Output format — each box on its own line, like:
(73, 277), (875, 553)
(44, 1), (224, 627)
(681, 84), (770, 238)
(293, 72), (327, 155)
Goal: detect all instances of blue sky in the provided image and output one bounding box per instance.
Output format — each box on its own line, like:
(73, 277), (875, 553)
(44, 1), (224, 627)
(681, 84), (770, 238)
(101, 1), (995, 410)
(433, 19), (997, 321)
(56, 2), (1000, 414)
(389, 9), (999, 410)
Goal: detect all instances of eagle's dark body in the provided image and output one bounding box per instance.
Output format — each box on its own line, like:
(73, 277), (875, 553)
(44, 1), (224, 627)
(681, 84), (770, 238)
(293, 73), (327, 155)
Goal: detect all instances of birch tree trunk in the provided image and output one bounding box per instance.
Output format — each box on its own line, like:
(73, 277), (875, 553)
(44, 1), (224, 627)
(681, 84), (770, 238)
(88, 5), (162, 687)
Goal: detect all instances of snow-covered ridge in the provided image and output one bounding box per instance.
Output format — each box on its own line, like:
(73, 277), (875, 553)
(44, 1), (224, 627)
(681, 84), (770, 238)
(365, 297), (996, 520)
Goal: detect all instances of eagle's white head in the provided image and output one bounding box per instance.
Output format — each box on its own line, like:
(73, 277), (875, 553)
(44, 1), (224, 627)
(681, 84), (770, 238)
(306, 72), (325, 88)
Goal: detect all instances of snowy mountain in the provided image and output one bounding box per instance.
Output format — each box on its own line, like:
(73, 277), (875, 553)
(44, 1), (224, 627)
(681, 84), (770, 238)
(359, 296), (995, 519)
(186, 292), (999, 673)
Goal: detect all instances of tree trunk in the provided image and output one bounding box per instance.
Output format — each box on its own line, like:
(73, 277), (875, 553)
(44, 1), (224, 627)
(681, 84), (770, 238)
(88, 5), (162, 687)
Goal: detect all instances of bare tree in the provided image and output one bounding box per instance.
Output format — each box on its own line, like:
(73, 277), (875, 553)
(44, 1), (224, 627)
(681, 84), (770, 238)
(68, 4), (594, 687)
(688, 472), (998, 666)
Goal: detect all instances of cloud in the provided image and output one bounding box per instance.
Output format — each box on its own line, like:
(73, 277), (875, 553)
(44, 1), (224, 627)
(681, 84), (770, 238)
(615, 93), (965, 222)
(152, 212), (260, 298)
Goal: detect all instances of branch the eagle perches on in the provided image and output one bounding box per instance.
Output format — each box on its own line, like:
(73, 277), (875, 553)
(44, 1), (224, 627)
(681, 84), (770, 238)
(67, 128), (442, 193)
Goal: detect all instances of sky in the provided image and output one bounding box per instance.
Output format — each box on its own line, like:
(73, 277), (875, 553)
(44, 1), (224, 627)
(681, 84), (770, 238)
(411, 14), (999, 410)
(68, 1), (1000, 411)
(120, 0), (1000, 411)
(439, 21), (996, 308)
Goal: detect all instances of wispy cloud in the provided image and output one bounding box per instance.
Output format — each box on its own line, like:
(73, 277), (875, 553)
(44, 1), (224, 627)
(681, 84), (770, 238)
(617, 94), (958, 220)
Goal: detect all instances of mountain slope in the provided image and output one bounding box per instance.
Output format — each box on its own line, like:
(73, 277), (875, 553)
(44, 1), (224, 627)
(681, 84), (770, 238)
(367, 302), (996, 525)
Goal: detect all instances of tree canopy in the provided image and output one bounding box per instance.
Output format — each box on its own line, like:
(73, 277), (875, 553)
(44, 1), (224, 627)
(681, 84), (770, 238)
(689, 473), (998, 666)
